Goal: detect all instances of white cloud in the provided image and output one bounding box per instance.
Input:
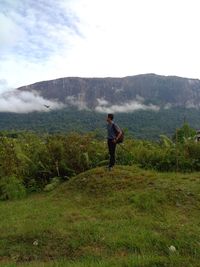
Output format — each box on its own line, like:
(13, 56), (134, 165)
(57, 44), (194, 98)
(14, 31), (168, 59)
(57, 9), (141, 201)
(65, 95), (89, 110)
(0, 79), (12, 93)
(0, 0), (80, 87)
(1, 0), (200, 90)
(95, 100), (160, 113)
(164, 103), (172, 110)
(0, 13), (24, 48)
(0, 90), (64, 113)
(97, 98), (109, 106)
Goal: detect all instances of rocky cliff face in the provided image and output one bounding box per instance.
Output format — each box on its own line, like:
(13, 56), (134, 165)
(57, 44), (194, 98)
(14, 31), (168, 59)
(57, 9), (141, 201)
(17, 74), (200, 112)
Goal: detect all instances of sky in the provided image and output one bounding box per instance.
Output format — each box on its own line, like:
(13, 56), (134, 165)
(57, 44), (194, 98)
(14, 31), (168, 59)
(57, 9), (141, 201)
(1, 0), (200, 91)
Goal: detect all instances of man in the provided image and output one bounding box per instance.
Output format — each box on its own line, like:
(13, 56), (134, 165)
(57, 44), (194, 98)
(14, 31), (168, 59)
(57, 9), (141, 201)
(106, 113), (122, 170)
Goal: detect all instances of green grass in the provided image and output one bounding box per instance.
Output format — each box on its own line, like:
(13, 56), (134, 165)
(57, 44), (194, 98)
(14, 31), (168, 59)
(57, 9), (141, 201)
(0, 165), (200, 266)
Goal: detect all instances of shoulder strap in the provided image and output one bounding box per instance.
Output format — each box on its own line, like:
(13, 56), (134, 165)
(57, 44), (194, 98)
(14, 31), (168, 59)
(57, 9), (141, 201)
(112, 123), (120, 133)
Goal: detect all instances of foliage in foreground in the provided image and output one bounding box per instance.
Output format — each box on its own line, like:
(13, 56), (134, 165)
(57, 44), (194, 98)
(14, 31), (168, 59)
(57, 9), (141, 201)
(0, 123), (200, 200)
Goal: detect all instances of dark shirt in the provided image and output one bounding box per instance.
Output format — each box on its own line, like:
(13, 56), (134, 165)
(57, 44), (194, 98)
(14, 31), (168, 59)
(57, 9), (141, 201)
(107, 121), (120, 140)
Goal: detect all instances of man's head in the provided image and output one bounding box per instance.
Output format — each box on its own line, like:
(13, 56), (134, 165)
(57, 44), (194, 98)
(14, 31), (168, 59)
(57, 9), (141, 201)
(107, 113), (114, 123)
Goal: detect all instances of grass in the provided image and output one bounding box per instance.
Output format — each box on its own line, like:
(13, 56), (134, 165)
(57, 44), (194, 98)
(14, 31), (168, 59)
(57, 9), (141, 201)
(0, 165), (200, 266)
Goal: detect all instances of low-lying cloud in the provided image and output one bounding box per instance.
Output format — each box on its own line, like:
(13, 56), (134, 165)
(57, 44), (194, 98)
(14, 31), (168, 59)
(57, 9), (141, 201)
(0, 79), (12, 93)
(97, 98), (109, 106)
(0, 90), (162, 114)
(65, 96), (89, 110)
(95, 98), (160, 113)
(0, 90), (64, 113)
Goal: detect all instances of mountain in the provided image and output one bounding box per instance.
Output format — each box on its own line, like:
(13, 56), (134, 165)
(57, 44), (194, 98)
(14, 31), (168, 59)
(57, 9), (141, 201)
(1, 74), (200, 139)
(18, 74), (200, 111)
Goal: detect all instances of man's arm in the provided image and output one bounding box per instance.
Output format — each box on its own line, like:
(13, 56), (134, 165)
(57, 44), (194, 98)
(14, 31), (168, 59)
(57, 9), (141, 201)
(113, 124), (122, 143)
(115, 130), (122, 142)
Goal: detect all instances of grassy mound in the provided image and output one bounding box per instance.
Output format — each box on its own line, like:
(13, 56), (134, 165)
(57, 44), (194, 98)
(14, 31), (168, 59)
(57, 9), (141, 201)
(0, 166), (200, 267)
(66, 166), (156, 195)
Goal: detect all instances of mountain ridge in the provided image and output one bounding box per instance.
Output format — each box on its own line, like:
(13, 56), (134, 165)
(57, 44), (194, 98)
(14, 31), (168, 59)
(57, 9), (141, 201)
(17, 73), (200, 112)
(0, 73), (199, 139)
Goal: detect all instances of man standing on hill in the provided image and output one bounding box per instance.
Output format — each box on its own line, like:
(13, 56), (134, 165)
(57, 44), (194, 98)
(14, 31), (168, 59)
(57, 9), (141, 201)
(106, 113), (122, 170)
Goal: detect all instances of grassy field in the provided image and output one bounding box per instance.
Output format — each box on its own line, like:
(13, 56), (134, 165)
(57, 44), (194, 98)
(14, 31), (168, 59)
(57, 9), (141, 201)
(0, 165), (200, 267)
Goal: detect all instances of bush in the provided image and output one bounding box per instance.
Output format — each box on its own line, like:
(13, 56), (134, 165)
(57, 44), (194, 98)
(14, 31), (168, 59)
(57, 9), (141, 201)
(0, 176), (26, 200)
(2, 129), (200, 201)
(43, 177), (60, 192)
(25, 178), (41, 193)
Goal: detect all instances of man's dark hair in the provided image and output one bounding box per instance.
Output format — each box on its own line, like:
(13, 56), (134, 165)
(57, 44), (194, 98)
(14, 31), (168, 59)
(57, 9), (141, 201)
(108, 113), (114, 120)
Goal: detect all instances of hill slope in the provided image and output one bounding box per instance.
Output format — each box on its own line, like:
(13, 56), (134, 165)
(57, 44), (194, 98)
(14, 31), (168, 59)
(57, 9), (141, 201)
(1, 166), (200, 266)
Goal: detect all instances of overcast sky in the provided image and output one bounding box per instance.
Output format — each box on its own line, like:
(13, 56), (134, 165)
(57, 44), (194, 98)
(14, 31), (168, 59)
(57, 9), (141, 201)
(1, 0), (200, 90)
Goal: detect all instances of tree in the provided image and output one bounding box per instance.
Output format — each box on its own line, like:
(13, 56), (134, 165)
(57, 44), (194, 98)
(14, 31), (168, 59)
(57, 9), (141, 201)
(173, 123), (196, 143)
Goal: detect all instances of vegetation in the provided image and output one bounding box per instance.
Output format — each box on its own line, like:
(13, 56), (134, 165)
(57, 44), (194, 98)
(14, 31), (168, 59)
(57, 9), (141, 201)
(0, 123), (199, 200)
(0, 123), (200, 266)
(0, 166), (200, 266)
(1, 107), (200, 140)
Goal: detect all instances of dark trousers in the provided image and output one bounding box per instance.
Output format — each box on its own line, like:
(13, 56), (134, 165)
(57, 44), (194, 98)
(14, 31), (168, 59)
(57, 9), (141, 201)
(108, 139), (116, 167)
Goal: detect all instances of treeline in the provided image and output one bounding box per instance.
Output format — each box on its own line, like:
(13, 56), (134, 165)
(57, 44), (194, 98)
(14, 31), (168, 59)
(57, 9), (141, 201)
(1, 107), (200, 139)
(0, 123), (200, 200)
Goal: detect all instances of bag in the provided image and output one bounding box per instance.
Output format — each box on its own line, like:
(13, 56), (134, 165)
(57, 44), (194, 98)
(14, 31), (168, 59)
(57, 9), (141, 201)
(113, 123), (124, 144)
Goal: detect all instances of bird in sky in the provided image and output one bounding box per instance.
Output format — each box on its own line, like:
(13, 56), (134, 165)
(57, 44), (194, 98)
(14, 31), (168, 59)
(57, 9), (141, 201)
(44, 105), (50, 108)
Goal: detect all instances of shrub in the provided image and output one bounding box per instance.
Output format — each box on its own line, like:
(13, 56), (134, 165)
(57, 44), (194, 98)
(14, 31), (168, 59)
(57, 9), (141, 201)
(0, 176), (26, 200)
(43, 177), (60, 192)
